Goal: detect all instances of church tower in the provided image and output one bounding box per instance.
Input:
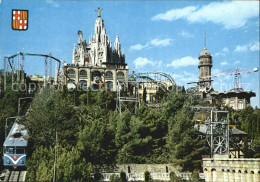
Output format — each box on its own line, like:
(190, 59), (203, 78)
(198, 38), (212, 92)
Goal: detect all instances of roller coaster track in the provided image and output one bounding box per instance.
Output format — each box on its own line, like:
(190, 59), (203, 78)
(3, 170), (26, 182)
(5, 52), (61, 73)
(137, 75), (168, 92)
(136, 72), (176, 86)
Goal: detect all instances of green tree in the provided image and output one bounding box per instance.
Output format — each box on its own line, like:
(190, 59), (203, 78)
(56, 147), (92, 181)
(167, 106), (208, 171)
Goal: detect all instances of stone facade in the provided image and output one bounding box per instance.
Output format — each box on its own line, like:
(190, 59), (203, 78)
(203, 158), (260, 182)
(64, 8), (128, 91)
(198, 48), (212, 92)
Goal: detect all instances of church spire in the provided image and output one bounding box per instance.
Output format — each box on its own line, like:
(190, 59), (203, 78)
(114, 33), (121, 54)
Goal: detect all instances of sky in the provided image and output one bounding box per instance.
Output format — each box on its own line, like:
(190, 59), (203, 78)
(0, 0), (259, 107)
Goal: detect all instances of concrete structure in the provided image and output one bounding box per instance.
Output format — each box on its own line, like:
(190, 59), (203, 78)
(96, 164), (192, 181)
(203, 157), (260, 182)
(211, 90), (256, 110)
(64, 8), (128, 91)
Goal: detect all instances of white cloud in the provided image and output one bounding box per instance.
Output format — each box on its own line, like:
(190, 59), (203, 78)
(215, 52), (222, 56)
(133, 57), (160, 68)
(150, 38), (172, 47)
(152, 6), (197, 21)
(215, 47), (230, 56)
(170, 72), (198, 86)
(234, 42), (260, 52)
(152, 1), (259, 29)
(129, 44), (149, 51)
(222, 47), (229, 53)
(249, 42), (260, 51)
(180, 31), (193, 38)
(235, 45), (248, 52)
(129, 38), (172, 51)
(166, 56), (198, 68)
(220, 61), (229, 66)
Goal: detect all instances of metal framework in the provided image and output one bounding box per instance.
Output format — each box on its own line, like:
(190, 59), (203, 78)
(205, 110), (230, 157)
(136, 72), (176, 91)
(116, 80), (140, 115)
(2, 52), (61, 93)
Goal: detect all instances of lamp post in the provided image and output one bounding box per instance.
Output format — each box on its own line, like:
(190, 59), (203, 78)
(5, 117), (17, 139)
(18, 97), (32, 115)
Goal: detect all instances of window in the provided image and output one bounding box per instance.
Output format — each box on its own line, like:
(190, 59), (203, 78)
(67, 69), (76, 78)
(79, 70), (88, 78)
(16, 148), (25, 154)
(150, 94), (153, 102)
(105, 71), (113, 79)
(4, 147), (14, 154)
(92, 71), (101, 82)
(238, 100), (243, 110)
(106, 81), (113, 91)
(117, 72), (124, 79)
(79, 80), (88, 90)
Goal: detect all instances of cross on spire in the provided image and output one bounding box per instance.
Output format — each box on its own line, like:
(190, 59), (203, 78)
(95, 7), (103, 17)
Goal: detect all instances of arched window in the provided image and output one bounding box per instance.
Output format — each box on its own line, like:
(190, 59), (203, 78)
(117, 72), (124, 79)
(238, 100), (243, 110)
(79, 80), (88, 90)
(92, 71), (101, 82)
(67, 69), (75, 78)
(106, 81), (113, 91)
(105, 71), (113, 79)
(79, 70), (88, 78)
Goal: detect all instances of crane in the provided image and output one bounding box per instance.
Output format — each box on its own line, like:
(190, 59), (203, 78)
(187, 67), (258, 92)
(211, 67), (258, 91)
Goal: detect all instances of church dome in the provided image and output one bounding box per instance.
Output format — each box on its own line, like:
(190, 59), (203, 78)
(199, 48), (211, 57)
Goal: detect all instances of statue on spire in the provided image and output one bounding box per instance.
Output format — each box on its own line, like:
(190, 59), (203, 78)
(95, 7), (103, 17)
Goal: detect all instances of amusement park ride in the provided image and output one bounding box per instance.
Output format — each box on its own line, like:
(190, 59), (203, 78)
(2, 52), (62, 93)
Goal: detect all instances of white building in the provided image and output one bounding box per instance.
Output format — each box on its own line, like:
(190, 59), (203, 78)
(64, 8), (128, 91)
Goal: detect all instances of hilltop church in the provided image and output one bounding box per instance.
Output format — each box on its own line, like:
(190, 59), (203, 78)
(63, 8), (128, 91)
